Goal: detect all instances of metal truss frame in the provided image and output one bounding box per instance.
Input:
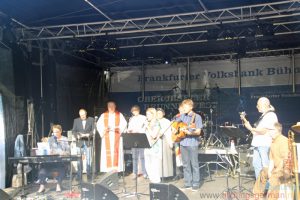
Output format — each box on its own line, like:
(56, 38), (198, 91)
(116, 22), (300, 48)
(18, 0), (300, 42)
(105, 47), (300, 67)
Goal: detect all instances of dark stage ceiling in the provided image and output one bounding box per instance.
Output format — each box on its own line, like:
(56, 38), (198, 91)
(1, 0), (300, 66)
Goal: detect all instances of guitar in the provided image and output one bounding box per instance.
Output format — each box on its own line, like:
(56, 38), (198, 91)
(171, 121), (191, 142)
(171, 122), (204, 142)
(239, 111), (247, 125)
(171, 112), (205, 142)
(239, 111), (253, 142)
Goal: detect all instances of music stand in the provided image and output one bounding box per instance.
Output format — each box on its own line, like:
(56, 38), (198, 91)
(122, 133), (150, 199)
(123, 133), (150, 150)
(219, 126), (253, 194)
(219, 126), (246, 139)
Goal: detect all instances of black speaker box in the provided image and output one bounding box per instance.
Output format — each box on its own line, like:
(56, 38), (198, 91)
(149, 183), (189, 200)
(0, 189), (11, 200)
(81, 183), (119, 200)
(96, 171), (119, 190)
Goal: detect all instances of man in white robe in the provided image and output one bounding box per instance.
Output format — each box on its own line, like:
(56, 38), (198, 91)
(97, 101), (127, 172)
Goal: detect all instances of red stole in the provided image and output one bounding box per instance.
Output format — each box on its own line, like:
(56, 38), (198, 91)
(104, 111), (120, 168)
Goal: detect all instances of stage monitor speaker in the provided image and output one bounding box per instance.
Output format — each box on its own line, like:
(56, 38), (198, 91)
(150, 183), (168, 200)
(0, 189), (11, 200)
(239, 149), (255, 178)
(97, 171), (119, 190)
(81, 183), (119, 200)
(149, 183), (189, 200)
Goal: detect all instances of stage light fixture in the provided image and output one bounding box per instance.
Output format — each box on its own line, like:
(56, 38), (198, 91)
(163, 50), (172, 65)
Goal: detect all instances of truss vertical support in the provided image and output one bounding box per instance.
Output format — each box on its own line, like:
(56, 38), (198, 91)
(48, 40), (53, 56)
(237, 58), (241, 96)
(292, 49), (296, 93)
(39, 44), (45, 137)
(141, 60), (145, 102)
(187, 57), (191, 98)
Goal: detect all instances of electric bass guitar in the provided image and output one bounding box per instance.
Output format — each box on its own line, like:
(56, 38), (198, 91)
(239, 111), (252, 142)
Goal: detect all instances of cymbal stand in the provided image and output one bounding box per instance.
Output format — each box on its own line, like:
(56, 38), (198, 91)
(205, 108), (224, 149)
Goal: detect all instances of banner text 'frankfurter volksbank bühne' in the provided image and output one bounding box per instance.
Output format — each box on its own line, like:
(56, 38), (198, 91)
(110, 55), (300, 127)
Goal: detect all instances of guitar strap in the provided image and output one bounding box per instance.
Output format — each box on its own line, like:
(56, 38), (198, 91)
(188, 112), (196, 127)
(253, 110), (275, 128)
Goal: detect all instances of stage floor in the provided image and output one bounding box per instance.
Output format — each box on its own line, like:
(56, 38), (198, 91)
(9, 170), (255, 200)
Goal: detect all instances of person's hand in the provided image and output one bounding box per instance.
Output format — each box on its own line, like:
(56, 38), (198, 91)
(183, 129), (192, 135)
(60, 151), (69, 156)
(244, 121), (252, 131)
(81, 133), (90, 138)
(268, 170), (272, 179)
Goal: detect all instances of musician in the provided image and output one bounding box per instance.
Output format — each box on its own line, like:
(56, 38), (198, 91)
(144, 108), (162, 183)
(37, 124), (70, 193)
(267, 122), (291, 200)
(96, 100), (127, 172)
(72, 108), (94, 179)
(240, 97), (278, 179)
(156, 108), (173, 178)
(178, 99), (203, 191)
(127, 105), (147, 179)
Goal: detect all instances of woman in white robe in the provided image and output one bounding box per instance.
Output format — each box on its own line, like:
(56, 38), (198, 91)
(157, 108), (174, 178)
(144, 108), (162, 183)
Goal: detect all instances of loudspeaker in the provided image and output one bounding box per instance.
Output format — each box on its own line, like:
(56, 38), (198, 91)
(0, 189), (11, 200)
(81, 183), (119, 200)
(239, 149), (255, 177)
(149, 183), (189, 200)
(97, 171), (119, 190)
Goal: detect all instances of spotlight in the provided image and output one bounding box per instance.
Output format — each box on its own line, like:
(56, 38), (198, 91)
(104, 69), (110, 82)
(163, 50), (172, 65)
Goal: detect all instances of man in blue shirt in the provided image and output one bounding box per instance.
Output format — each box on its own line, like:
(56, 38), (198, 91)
(178, 99), (203, 191)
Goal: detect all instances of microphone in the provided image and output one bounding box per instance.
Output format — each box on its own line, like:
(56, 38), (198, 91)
(53, 135), (58, 144)
(142, 119), (148, 129)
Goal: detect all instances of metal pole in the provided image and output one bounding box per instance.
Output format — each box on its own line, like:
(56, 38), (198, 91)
(141, 61), (145, 101)
(292, 50), (296, 93)
(187, 57), (191, 98)
(39, 45), (45, 137)
(237, 58), (241, 95)
(84, 0), (112, 21)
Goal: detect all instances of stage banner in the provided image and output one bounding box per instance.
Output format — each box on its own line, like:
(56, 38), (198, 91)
(111, 55), (300, 93)
(110, 55), (300, 128)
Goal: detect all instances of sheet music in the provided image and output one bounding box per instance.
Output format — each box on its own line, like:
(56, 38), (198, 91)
(37, 142), (50, 155)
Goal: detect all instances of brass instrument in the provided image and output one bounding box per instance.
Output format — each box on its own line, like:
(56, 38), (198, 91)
(288, 128), (299, 200)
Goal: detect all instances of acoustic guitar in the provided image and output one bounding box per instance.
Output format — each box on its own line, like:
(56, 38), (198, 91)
(171, 121), (194, 142)
(171, 112), (197, 142)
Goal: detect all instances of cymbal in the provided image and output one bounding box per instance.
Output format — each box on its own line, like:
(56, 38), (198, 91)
(291, 122), (300, 133)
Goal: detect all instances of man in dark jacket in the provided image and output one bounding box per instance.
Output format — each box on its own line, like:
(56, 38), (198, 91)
(72, 109), (95, 179)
